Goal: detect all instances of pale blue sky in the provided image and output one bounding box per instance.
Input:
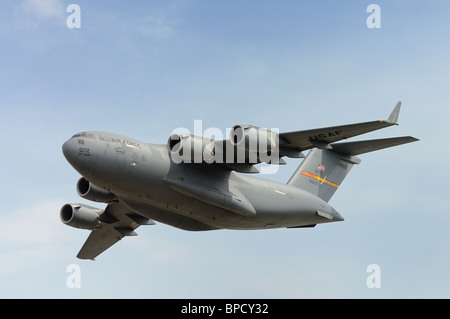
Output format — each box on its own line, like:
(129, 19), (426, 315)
(1, 0), (449, 298)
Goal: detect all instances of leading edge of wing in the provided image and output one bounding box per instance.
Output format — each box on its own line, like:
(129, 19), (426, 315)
(279, 103), (403, 152)
(279, 119), (397, 151)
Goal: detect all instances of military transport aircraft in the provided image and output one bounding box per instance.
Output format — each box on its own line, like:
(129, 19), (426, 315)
(61, 102), (417, 259)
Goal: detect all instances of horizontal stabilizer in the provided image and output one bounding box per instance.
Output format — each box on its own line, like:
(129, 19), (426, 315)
(331, 136), (419, 156)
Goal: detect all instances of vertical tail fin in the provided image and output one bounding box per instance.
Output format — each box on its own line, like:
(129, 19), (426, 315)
(287, 136), (418, 202)
(287, 149), (360, 202)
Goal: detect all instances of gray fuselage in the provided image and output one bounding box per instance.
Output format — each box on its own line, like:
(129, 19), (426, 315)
(62, 132), (343, 231)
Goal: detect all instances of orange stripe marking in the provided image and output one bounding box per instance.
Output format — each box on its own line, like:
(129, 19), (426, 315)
(300, 171), (340, 188)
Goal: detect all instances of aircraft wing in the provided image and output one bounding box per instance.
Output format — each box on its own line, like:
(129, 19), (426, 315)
(77, 201), (155, 260)
(170, 102), (405, 173)
(279, 120), (397, 153)
(279, 102), (402, 154)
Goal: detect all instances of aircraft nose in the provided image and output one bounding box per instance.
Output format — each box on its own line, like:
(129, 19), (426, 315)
(62, 138), (77, 163)
(62, 140), (69, 157)
(62, 134), (98, 177)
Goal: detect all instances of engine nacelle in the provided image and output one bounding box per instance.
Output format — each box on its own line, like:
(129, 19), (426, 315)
(76, 177), (117, 203)
(229, 125), (280, 163)
(168, 133), (215, 164)
(60, 203), (103, 230)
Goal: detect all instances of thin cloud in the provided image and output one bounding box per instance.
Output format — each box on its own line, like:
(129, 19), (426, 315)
(0, 200), (67, 246)
(21, 0), (65, 21)
(14, 0), (66, 29)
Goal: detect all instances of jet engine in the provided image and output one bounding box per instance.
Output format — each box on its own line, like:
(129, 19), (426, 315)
(168, 134), (215, 164)
(229, 125), (280, 163)
(60, 203), (103, 230)
(76, 177), (117, 203)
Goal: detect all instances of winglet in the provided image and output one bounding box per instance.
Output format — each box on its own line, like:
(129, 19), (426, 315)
(388, 101), (402, 124)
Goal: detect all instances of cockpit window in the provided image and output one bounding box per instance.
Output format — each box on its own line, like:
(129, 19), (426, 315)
(72, 132), (96, 139)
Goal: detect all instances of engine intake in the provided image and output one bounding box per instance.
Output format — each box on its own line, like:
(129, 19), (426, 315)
(60, 203), (103, 230)
(76, 177), (117, 203)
